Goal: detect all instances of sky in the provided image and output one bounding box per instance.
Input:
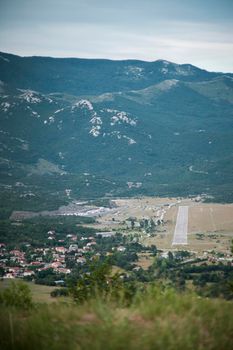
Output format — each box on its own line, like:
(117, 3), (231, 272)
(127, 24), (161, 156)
(0, 0), (233, 72)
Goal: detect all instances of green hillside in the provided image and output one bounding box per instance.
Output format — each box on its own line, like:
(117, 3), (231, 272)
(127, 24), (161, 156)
(0, 53), (233, 213)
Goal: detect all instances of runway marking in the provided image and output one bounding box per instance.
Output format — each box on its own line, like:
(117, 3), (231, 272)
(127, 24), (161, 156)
(172, 206), (189, 245)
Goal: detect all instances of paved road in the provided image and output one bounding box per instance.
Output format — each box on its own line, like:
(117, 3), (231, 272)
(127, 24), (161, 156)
(172, 206), (189, 245)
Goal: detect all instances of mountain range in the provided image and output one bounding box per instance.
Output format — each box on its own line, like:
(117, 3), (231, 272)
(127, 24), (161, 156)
(0, 51), (233, 215)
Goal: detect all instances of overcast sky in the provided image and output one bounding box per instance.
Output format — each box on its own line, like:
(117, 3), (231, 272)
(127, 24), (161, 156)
(0, 0), (233, 72)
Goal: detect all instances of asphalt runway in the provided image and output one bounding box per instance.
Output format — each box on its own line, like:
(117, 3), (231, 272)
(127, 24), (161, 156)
(172, 206), (189, 245)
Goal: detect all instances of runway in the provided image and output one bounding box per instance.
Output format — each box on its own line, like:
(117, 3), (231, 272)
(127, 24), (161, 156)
(172, 206), (189, 245)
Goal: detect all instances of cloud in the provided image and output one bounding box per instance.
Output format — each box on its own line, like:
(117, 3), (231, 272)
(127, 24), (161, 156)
(0, 1), (232, 72)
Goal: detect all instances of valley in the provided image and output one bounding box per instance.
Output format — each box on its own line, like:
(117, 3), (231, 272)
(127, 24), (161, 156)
(1, 2), (233, 349)
(9, 194), (233, 256)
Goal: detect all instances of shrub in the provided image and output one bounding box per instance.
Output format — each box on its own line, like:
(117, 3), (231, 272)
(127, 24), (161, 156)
(0, 281), (33, 309)
(50, 288), (69, 298)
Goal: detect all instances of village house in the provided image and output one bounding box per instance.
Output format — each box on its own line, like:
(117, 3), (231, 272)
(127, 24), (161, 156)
(86, 241), (96, 247)
(48, 236), (55, 240)
(68, 244), (79, 252)
(55, 246), (67, 254)
(23, 270), (35, 277)
(47, 230), (55, 236)
(55, 267), (71, 274)
(51, 261), (63, 269)
(76, 257), (86, 265)
(71, 235), (78, 242)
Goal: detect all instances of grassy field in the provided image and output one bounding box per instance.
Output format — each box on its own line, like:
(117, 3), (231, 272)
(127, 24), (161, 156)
(0, 286), (233, 350)
(188, 204), (233, 233)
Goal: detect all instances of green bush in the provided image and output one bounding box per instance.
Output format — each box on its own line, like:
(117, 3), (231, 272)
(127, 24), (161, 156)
(50, 288), (69, 298)
(0, 281), (33, 309)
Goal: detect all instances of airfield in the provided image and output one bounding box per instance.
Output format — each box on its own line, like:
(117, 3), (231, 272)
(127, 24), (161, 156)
(10, 195), (233, 255)
(91, 196), (233, 254)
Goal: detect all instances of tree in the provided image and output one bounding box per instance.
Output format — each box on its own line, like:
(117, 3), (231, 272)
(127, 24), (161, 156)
(70, 260), (112, 303)
(69, 259), (131, 304)
(168, 251), (174, 261)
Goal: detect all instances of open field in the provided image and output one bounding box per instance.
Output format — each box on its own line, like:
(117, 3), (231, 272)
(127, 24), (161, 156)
(188, 204), (233, 233)
(135, 253), (154, 269)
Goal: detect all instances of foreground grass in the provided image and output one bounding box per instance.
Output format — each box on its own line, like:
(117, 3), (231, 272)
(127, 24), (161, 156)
(1, 286), (233, 350)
